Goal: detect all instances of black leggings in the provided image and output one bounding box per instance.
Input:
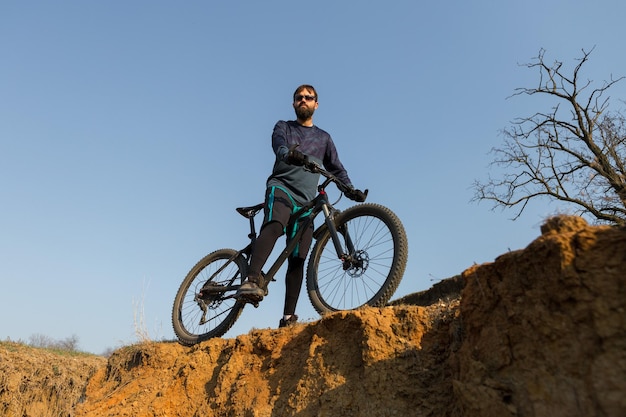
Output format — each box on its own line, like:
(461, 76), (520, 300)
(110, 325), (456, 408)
(247, 221), (306, 316)
(284, 257), (305, 316)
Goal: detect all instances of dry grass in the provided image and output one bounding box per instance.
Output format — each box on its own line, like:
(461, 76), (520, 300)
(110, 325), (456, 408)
(132, 278), (164, 344)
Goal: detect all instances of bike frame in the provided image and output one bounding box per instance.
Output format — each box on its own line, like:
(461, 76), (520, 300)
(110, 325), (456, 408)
(261, 180), (352, 282)
(200, 166), (356, 298)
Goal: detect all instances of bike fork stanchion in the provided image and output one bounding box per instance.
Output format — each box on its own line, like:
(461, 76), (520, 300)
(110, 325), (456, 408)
(322, 204), (348, 260)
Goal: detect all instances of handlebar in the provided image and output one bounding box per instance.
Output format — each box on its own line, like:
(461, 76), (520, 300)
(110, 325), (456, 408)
(304, 161), (368, 202)
(304, 161), (343, 188)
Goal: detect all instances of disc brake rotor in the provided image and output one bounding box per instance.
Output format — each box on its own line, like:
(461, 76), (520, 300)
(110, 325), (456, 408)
(346, 250), (369, 277)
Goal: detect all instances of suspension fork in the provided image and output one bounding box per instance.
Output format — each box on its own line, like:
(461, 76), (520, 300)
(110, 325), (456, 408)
(338, 222), (356, 255)
(322, 203), (352, 260)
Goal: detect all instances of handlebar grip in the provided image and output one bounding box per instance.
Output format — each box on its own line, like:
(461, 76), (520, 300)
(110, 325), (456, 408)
(345, 188), (368, 202)
(304, 160), (321, 172)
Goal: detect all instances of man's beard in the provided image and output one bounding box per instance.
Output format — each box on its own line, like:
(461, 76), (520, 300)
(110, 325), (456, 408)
(295, 105), (315, 121)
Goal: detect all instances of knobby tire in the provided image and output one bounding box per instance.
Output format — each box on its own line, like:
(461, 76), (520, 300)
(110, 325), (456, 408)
(172, 249), (247, 345)
(306, 203), (408, 314)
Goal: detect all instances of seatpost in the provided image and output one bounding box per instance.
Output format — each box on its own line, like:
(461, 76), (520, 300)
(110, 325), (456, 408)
(248, 216), (257, 242)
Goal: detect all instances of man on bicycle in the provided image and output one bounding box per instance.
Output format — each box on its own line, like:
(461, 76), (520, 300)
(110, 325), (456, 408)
(237, 84), (366, 327)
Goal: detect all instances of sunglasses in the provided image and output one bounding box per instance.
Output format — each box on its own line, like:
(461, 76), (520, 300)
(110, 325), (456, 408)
(294, 94), (316, 102)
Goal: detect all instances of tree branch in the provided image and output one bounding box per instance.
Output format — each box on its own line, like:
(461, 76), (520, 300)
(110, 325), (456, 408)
(473, 48), (626, 225)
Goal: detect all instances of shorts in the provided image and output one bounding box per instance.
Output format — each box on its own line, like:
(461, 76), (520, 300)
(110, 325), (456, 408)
(262, 186), (313, 259)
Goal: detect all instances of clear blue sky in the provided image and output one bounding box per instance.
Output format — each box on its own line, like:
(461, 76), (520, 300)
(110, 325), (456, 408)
(2, 1), (625, 354)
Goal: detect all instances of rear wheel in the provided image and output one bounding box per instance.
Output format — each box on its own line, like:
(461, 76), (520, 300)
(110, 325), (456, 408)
(172, 249), (247, 345)
(306, 203), (408, 314)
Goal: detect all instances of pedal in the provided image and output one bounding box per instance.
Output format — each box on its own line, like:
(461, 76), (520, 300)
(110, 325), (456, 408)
(236, 292), (264, 304)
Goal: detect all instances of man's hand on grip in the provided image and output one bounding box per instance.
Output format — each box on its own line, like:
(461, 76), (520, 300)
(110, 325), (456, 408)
(286, 145), (307, 166)
(345, 188), (368, 202)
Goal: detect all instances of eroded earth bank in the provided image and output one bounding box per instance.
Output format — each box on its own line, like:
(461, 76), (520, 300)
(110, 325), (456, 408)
(2, 215), (624, 417)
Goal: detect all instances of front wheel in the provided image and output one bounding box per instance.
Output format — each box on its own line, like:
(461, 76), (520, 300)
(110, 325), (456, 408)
(306, 203), (408, 314)
(172, 249), (247, 345)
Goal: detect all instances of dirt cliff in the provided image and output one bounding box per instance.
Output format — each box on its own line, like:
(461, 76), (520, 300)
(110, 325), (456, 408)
(0, 343), (105, 416)
(1, 215), (624, 417)
(451, 215), (626, 417)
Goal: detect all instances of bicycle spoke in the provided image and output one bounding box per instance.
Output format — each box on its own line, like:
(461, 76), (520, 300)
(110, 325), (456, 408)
(172, 249), (246, 345)
(307, 204), (407, 313)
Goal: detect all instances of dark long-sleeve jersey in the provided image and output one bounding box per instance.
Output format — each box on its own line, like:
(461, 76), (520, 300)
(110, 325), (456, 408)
(266, 120), (352, 205)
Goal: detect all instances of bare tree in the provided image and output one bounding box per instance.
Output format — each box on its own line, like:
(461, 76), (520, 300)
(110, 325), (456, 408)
(473, 48), (626, 225)
(28, 333), (80, 352)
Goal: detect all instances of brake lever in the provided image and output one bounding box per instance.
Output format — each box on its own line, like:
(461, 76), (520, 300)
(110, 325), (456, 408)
(304, 161), (321, 173)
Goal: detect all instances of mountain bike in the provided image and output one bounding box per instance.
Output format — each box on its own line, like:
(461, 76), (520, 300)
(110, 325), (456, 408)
(171, 162), (408, 346)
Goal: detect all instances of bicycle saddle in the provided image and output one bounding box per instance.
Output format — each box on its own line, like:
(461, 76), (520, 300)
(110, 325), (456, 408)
(236, 203), (265, 218)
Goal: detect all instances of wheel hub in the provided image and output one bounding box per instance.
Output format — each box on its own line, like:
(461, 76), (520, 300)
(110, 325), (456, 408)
(197, 283), (226, 308)
(345, 250), (369, 277)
